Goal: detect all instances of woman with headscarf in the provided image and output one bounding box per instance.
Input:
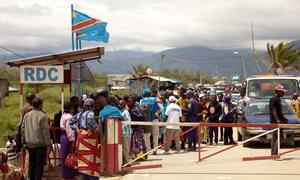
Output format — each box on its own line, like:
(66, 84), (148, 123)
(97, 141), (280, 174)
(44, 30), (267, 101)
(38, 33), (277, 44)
(60, 101), (79, 180)
(69, 98), (100, 180)
(128, 96), (147, 160)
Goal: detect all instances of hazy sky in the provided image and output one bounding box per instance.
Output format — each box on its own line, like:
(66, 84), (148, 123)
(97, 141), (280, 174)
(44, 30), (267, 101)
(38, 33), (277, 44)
(0, 0), (299, 55)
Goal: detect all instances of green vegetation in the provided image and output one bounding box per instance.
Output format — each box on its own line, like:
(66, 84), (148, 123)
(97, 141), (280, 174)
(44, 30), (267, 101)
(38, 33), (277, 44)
(254, 41), (300, 74)
(266, 41), (300, 72)
(0, 92), (19, 147)
(131, 64), (216, 85)
(132, 64), (149, 77)
(0, 70), (109, 147)
(0, 67), (215, 147)
(160, 68), (215, 85)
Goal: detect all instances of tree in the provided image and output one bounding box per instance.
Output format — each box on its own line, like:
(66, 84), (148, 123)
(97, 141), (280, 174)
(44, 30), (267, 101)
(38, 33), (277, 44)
(267, 41), (300, 72)
(132, 64), (149, 77)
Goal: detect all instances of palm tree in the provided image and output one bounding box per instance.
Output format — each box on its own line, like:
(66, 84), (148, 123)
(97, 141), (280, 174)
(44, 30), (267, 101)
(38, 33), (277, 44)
(266, 41), (300, 72)
(132, 64), (149, 77)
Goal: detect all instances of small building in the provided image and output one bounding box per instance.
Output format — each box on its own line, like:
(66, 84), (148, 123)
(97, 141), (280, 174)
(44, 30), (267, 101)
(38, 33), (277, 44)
(128, 75), (181, 95)
(107, 74), (132, 90)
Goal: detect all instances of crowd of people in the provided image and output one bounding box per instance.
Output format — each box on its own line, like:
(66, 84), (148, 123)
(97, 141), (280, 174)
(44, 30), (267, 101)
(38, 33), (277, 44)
(3, 80), (300, 180)
(8, 86), (241, 180)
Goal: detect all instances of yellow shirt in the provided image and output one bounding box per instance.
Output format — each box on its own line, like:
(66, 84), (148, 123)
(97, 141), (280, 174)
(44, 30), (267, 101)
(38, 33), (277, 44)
(291, 99), (300, 119)
(177, 98), (188, 109)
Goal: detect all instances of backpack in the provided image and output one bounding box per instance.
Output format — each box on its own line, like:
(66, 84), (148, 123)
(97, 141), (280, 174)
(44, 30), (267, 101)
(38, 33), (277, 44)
(139, 104), (152, 133)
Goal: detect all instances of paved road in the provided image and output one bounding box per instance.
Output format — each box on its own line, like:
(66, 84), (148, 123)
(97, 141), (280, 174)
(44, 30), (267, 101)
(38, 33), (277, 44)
(105, 129), (300, 180)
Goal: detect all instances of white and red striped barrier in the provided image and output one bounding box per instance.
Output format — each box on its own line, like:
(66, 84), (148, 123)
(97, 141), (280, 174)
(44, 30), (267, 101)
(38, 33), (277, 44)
(105, 118), (123, 176)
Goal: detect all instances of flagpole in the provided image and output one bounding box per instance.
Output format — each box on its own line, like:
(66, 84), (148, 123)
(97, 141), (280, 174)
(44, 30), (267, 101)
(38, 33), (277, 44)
(71, 4), (77, 96)
(71, 4), (75, 51)
(75, 33), (81, 97)
(79, 39), (83, 95)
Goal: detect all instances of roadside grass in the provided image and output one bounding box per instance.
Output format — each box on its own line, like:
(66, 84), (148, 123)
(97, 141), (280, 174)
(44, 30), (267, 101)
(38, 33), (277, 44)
(0, 92), (20, 147)
(0, 72), (108, 147)
(0, 85), (71, 147)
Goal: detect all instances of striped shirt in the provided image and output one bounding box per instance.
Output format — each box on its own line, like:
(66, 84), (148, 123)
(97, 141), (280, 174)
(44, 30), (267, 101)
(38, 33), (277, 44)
(6, 140), (18, 161)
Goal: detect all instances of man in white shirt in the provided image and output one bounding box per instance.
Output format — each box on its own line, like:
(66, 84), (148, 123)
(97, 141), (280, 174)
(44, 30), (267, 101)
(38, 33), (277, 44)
(164, 96), (182, 154)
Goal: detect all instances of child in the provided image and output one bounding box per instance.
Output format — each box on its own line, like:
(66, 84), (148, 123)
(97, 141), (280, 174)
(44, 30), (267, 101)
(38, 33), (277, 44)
(6, 135), (18, 166)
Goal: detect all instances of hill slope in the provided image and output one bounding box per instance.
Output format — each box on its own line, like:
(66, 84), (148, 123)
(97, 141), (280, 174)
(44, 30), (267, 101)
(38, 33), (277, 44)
(87, 47), (265, 77)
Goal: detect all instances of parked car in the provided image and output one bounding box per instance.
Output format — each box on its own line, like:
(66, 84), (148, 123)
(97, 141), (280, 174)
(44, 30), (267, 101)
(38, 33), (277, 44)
(237, 99), (300, 147)
(231, 93), (241, 106)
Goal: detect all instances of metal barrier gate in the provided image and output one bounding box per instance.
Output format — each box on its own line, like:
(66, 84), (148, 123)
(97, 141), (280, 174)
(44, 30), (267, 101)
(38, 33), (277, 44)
(118, 121), (300, 173)
(19, 119), (300, 177)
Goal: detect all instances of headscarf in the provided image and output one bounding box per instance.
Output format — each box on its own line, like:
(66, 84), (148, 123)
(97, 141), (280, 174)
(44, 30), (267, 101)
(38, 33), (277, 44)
(84, 98), (95, 110)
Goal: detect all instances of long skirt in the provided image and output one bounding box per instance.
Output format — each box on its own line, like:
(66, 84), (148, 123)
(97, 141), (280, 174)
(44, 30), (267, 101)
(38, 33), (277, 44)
(76, 129), (100, 178)
(60, 132), (79, 178)
(130, 126), (146, 159)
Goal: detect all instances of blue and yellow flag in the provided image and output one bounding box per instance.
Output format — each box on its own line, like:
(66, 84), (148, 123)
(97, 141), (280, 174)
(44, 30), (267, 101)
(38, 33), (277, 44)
(72, 10), (109, 43)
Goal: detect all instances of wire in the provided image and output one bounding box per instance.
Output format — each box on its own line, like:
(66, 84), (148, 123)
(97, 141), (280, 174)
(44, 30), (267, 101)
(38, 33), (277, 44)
(0, 44), (25, 58)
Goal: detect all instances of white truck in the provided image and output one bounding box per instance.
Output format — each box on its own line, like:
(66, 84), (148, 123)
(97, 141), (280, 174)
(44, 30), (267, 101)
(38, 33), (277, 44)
(237, 75), (300, 146)
(240, 75), (299, 103)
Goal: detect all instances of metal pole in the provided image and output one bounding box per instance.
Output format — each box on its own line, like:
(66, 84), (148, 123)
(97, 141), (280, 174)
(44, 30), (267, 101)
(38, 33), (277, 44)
(19, 83), (23, 120)
(240, 55), (247, 80)
(75, 37), (81, 97)
(158, 53), (164, 89)
(61, 84), (64, 113)
(251, 22), (262, 73)
(198, 124), (201, 161)
(71, 4), (75, 51)
(71, 4), (76, 96)
(79, 40), (82, 96)
(278, 127), (280, 156)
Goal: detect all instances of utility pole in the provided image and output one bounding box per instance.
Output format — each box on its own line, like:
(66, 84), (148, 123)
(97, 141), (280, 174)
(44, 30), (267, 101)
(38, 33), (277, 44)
(234, 51), (247, 81)
(158, 53), (164, 89)
(251, 22), (262, 73)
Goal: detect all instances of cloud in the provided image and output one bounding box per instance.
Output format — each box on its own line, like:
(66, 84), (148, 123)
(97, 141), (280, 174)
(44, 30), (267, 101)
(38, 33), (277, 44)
(0, 0), (299, 56)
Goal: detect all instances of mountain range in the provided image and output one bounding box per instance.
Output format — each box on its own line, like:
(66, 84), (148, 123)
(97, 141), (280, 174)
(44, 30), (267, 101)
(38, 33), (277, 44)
(88, 39), (300, 77)
(1, 40), (300, 77)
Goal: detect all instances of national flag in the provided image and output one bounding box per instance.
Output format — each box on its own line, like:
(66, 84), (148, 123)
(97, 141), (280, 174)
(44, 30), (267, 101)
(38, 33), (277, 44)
(76, 31), (109, 43)
(72, 9), (109, 43)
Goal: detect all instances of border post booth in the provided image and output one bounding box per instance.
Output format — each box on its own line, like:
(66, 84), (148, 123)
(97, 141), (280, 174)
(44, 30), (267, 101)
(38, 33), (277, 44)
(7, 47), (104, 114)
(6, 47), (104, 177)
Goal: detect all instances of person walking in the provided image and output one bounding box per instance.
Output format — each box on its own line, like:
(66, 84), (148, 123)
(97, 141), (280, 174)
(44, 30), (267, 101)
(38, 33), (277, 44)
(21, 97), (51, 180)
(119, 100), (132, 165)
(208, 92), (222, 145)
(177, 90), (188, 149)
(129, 96), (147, 160)
(60, 101), (79, 180)
(164, 96), (182, 154)
(18, 93), (35, 179)
(69, 98), (100, 180)
(183, 90), (199, 151)
(291, 93), (300, 119)
(269, 85), (289, 155)
(97, 92), (122, 133)
(140, 89), (159, 155)
(20, 93), (35, 119)
(200, 94), (209, 144)
(222, 96), (237, 145)
(217, 93), (224, 141)
(157, 94), (169, 145)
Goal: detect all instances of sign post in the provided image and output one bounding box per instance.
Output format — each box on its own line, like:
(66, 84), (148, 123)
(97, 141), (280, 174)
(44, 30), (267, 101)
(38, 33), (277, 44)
(20, 65), (64, 112)
(20, 66), (64, 84)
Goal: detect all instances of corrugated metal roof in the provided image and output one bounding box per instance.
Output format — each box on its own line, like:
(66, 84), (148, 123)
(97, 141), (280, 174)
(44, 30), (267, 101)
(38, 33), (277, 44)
(128, 75), (180, 83)
(6, 47), (104, 67)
